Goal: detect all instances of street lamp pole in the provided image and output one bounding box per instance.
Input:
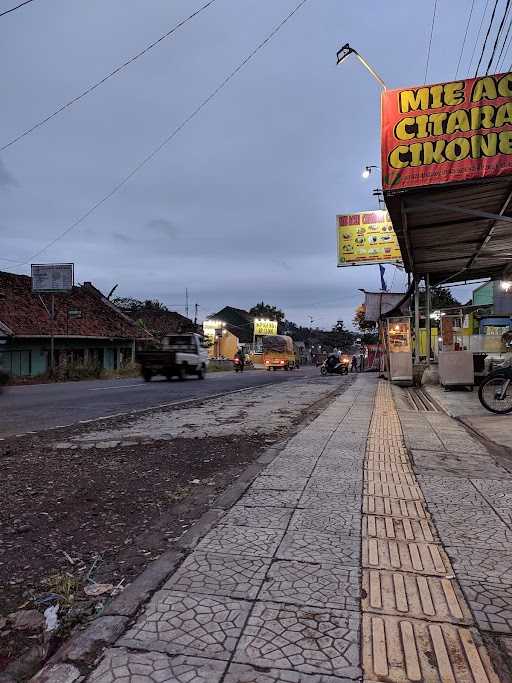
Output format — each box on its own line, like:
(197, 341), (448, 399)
(336, 44), (387, 90)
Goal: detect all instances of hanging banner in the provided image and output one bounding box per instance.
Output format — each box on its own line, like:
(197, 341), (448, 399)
(337, 210), (402, 266)
(381, 72), (512, 191)
(254, 319), (278, 336)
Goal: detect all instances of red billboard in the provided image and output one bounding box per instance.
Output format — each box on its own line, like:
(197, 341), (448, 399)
(381, 72), (512, 191)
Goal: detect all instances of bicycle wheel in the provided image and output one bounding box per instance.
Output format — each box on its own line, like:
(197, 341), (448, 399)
(478, 376), (512, 414)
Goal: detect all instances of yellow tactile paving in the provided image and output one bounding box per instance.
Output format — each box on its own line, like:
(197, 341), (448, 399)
(362, 614), (500, 683)
(364, 480), (424, 501)
(363, 515), (437, 543)
(362, 570), (472, 625)
(362, 537), (452, 576)
(366, 470), (417, 486)
(365, 461), (413, 474)
(363, 496), (430, 519)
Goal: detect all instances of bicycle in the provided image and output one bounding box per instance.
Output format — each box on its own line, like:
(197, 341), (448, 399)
(478, 361), (512, 414)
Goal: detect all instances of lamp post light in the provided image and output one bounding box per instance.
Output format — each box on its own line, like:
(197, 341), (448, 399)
(336, 43), (387, 90)
(362, 165), (378, 179)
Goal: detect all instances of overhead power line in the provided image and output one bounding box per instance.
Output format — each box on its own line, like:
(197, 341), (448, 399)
(0, 0), (218, 153)
(0, 0), (37, 18)
(424, 0), (438, 83)
(9, 0), (310, 266)
(474, 0), (500, 76)
(455, 0), (476, 78)
(485, 0), (512, 72)
(496, 16), (512, 69)
(468, 0), (491, 73)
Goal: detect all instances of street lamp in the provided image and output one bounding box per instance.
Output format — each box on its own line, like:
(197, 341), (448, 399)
(362, 165), (378, 179)
(336, 43), (387, 90)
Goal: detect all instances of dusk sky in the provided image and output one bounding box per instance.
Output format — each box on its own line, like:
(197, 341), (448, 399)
(1, 0), (482, 327)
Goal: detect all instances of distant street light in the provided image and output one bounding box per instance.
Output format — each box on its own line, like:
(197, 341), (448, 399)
(362, 165), (378, 179)
(336, 43), (387, 90)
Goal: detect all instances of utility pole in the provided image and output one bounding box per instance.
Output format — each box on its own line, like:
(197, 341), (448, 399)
(50, 294), (55, 374)
(185, 288), (189, 318)
(194, 303), (198, 326)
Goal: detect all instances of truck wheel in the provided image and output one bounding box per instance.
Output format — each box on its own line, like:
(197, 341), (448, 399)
(177, 364), (187, 381)
(197, 365), (206, 380)
(142, 370), (152, 382)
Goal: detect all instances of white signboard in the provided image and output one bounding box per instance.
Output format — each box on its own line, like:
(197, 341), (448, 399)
(31, 263), (74, 292)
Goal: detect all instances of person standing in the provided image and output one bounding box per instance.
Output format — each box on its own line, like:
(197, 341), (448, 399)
(351, 355), (358, 373)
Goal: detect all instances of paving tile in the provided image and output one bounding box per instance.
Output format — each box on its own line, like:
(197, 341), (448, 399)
(276, 530), (360, 566)
(239, 489), (301, 508)
(431, 510), (512, 551)
(234, 602), (361, 679)
(364, 460), (413, 474)
(289, 509), (360, 535)
(362, 496), (429, 519)
(365, 470), (416, 486)
(250, 475), (307, 491)
(447, 546), (512, 584)
(264, 461), (315, 477)
(362, 570), (472, 625)
(472, 479), (512, 507)
(364, 481), (423, 501)
(495, 506), (512, 528)
(312, 462), (363, 479)
(460, 579), (512, 634)
(196, 526), (283, 558)
(221, 505), (293, 530)
(417, 476), (488, 507)
(411, 449), (508, 479)
(260, 560), (360, 611)
(223, 663), (354, 682)
(363, 514), (436, 542)
(87, 648), (226, 682)
(362, 538), (452, 575)
(119, 590), (251, 660)
(164, 552), (270, 599)
(305, 478), (362, 495)
(299, 491), (361, 512)
(362, 614), (500, 682)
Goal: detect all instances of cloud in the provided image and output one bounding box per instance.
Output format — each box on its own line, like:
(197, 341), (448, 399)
(147, 219), (178, 238)
(0, 159), (18, 188)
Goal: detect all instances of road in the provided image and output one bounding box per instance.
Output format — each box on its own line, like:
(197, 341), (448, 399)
(0, 366), (321, 438)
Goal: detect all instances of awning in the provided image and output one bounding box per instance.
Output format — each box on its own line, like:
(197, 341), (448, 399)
(385, 175), (512, 284)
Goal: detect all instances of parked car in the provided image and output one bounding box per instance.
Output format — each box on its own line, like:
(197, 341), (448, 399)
(136, 333), (209, 381)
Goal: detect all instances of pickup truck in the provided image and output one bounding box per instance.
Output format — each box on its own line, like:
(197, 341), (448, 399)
(136, 333), (209, 382)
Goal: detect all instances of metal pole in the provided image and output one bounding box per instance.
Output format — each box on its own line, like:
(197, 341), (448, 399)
(50, 294), (55, 374)
(414, 278), (420, 363)
(425, 274), (431, 363)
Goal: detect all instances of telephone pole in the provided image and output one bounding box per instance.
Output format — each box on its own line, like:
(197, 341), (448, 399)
(194, 303), (198, 326)
(185, 288), (189, 318)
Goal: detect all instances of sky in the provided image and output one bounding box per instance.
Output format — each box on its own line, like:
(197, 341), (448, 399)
(0, 0), (485, 328)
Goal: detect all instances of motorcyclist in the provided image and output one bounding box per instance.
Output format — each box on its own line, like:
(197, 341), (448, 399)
(235, 347), (246, 372)
(351, 355), (358, 373)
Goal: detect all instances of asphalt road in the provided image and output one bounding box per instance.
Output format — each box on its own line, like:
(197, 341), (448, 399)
(0, 366), (322, 438)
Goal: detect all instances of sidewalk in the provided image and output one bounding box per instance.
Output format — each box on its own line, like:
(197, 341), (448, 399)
(424, 382), (512, 452)
(41, 375), (512, 682)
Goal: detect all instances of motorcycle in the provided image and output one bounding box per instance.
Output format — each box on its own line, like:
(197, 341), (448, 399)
(233, 357), (245, 372)
(320, 355), (350, 376)
(478, 360), (512, 414)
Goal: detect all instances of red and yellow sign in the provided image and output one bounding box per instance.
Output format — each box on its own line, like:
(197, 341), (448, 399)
(337, 210), (402, 267)
(381, 72), (512, 191)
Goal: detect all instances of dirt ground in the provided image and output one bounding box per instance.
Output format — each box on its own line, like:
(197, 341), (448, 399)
(0, 376), (353, 677)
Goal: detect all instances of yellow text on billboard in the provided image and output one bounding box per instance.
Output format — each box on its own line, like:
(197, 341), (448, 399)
(254, 319), (278, 336)
(337, 210), (402, 267)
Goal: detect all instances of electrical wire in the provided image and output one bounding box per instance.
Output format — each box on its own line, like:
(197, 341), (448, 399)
(496, 17), (512, 69)
(474, 0), (500, 76)
(0, 0), (36, 18)
(0, 0), (218, 153)
(424, 0), (438, 83)
(485, 0), (512, 72)
(455, 0), (476, 77)
(468, 0), (491, 72)
(9, 0), (310, 266)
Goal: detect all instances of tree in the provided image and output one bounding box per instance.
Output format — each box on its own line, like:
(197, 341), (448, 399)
(113, 297), (169, 313)
(421, 285), (460, 310)
(353, 305), (377, 332)
(249, 302), (285, 324)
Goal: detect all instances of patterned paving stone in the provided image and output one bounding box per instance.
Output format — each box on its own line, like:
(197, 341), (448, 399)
(411, 449), (507, 479)
(362, 538), (452, 576)
(239, 489), (301, 508)
(223, 663), (353, 682)
(362, 614), (500, 682)
(119, 590), (250, 659)
(365, 460), (413, 474)
(472, 479), (512, 506)
(312, 462), (362, 479)
(431, 510), (512, 550)
(260, 560), (360, 610)
(495, 506), (512, 528)
(366, 469), (416, 486)
(289, 509), (360, 535)
(196, 526), (283, 558)
(305, 478), (362, 496)
(447, 546), (512, 584)
(298, 491), (361, 512)
(363, 514), (436, 542)
(264, 461), (315, 477)
(417, 475), (488, 506)
(235, 602), (361, 679)
(364, 481), (423, 501)
(87, 648), (226, 682)
(164, 552), (270, 599)
(276, 530), (359, 566)
(362, 495), (429, 519)
(251, 475), (307, 491)
(460, 579), (512, 634)
(221, 505), (293, 530)
(362, 570), (471, 624)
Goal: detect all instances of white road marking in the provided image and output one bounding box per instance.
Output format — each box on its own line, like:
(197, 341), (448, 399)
(88, 383), (145, 391)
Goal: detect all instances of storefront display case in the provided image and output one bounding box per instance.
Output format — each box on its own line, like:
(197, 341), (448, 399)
(387, 317), (413, 385)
